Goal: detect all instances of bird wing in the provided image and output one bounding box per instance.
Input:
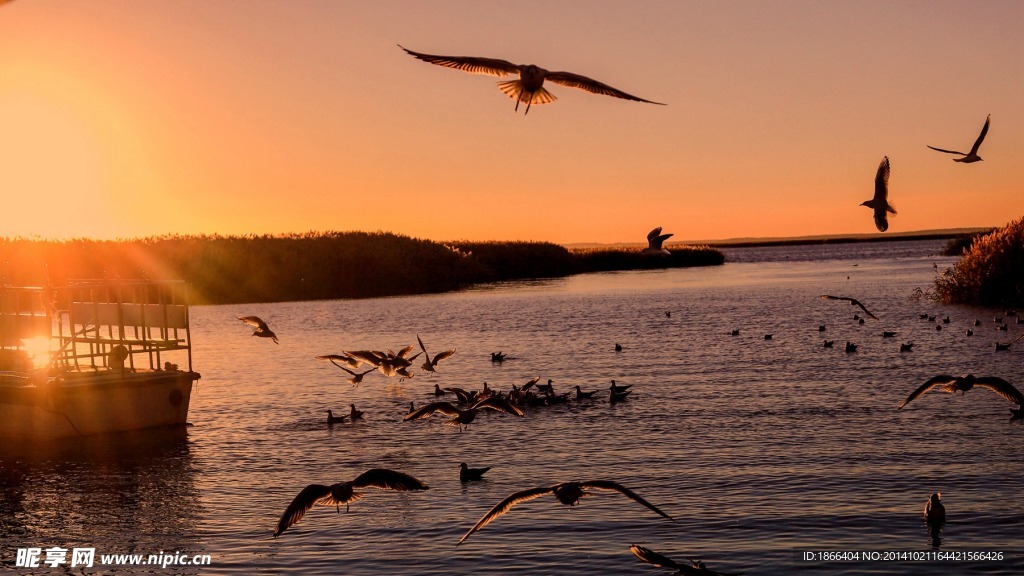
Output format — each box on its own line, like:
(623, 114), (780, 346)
(345, 350), (384, 366)
(820, 295), (852, 302)
(473, 395), (525, 416)
(927, 145), (966, 156)
(973, 377), (1024, 405)
(968, 114), (990, 156)
(274, 484), (332, 537)
(898, 375), (957, 409)
(545, 70), (665, 104)
(581, 480), (673, 520)
(395, 344), (415, 358)
(874, 210), (889, 233)
(403, 401), (462, 420)
(352, 468), (429, 491)
(432, 349), (456, 364)
(238, 315), (268, 330)
(399, 45), (520, 77)
(630, 544), (683, 570)
(458, 486), (554, 545)
(416, 334), (430, 362)
(851, 299), (878, 320)
(873, 156), (889, 203)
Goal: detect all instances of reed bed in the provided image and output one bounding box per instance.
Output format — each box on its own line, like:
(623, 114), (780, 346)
(935, 216), (1024, 306)
(0, 233), (723, 304)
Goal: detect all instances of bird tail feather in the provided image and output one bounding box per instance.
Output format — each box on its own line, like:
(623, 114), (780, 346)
(497, 80), (557, 105)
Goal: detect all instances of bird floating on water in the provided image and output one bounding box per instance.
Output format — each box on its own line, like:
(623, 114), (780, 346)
(820, 295), (878, 320)
(900, 342), (914, 352)
(629, 544), (742, 576)
(238, 315), (278, 344)
(845, 341), (857, 353)
(924, 493), (946, 524)
(325, 410), (347, 425)
(898, 374), (1024, 410)
(460, 462), (491, 482)
(860, 156), (895, 232)
(642, 227), (673, 256)
(399, 45), (665, 115)
(928, 114), (989, 163)
(349, 404), (364, 420)
(457, 480), (672, 544)
(273, 468), (428, 537)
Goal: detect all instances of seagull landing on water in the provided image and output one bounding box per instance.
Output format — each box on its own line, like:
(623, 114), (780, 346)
(928, 114), (990, 163)
(642, 227), (673, 256)
(399, 45), (665, 115)
(861, 156), (896, 232)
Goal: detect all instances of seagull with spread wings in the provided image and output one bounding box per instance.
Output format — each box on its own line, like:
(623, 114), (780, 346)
(860, 156), (895, 232)
(416, 334), (456, 374)
(273, 468), (428, 537)
(403, 396), (524, 432)
(237, 315), (278, 344)
(819, 295), (878, 320)
(458, 480), (672, 544)
(928, 114), (990, 163)
(399, 45), (665, 114)
(630, 544), (742, 576)
(898, 374), (1024, 410)
(642, 227), (674, 256)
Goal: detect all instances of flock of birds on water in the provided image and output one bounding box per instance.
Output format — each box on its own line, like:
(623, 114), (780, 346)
(235, 284), (1022, 572)
(227, 47), (1006, 574)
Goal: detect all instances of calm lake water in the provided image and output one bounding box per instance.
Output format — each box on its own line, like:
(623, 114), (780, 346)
(3, 239), (1022, 575)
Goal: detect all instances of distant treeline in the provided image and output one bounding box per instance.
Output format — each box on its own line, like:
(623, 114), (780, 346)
(0, 232), (724, 304)
(936, 217), (1023, 307)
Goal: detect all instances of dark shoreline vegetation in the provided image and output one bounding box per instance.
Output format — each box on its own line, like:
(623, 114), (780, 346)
(935, 217), (1024, 307)
(0, 233), (724, 305)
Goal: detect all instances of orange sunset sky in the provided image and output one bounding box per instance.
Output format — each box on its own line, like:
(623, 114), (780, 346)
(1, 1), (1021, 244)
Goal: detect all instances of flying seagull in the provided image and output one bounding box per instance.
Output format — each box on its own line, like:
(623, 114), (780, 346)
(860, 156), (895, 232)
(458, 480), (672, 544)
(898, 374), (1024, 410)
(273, 468), (428, 537)
(928, 114), (990, 163)
(642, 227), (673, 256)
(416, 334), (456, 374)
(820, 295), (878, 320)
(238, 315), (278, 344)
(403, 396), (524, 432)
(629, 544), (742, 576)
(399, 45), (665, 114)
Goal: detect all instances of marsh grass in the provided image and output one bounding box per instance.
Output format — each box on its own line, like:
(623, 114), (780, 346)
(0, 233), (723, 304)
(935, 217), (1024, 306)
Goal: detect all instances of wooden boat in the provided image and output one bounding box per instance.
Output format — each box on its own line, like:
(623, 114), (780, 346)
(0, 281), (200, 440)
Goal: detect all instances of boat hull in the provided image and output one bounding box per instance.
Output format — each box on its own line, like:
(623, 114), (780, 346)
(0, 370), (199, 440)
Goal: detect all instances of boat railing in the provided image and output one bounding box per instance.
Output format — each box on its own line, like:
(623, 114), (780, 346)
(53, 280), (194, 374)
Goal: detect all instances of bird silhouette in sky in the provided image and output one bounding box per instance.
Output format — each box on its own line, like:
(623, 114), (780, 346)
(928, 114), (990, 163)
(399, 45), (665, 114)
(860, 156), (895, 232)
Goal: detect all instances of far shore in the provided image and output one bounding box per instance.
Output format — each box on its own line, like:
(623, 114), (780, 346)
(565, 227), (992, 251)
